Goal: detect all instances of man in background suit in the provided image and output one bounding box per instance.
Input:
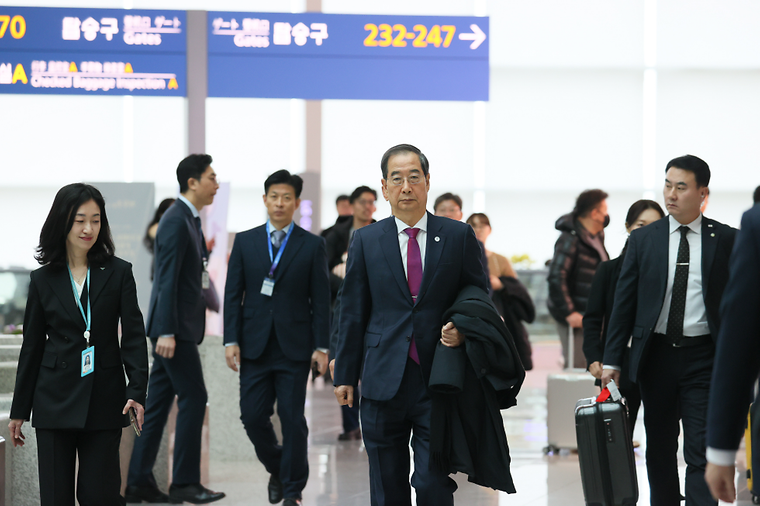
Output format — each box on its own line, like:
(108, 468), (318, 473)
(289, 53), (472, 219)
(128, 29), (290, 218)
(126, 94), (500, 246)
(333, 144), (488, 506)
(224, 170), (330, 506)
(126, 154), (225, 504)
(703, 203), (760, 502)
(602, 155), (736, 506)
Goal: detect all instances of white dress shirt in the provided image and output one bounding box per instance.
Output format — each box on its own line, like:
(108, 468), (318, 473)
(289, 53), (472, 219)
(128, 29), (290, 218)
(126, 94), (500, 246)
(604, 213), (709, 372)
(394, 213), (428, 279)
(654, 214), (710, 337)
(177, 194), (200, 219)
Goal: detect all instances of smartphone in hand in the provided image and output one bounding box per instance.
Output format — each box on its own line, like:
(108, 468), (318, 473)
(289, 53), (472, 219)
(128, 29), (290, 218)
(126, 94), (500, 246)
(129, 407), (141, 437)
(311, 361), (321, 379)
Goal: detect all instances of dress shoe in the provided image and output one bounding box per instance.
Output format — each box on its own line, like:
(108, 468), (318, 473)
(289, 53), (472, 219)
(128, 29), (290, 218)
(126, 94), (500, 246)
(168, 483), (225, 504)
(125, 484), (170, 503)
(268, 474), (283, 504)
(283, 498), (302, 506)
(337, 427), (362, 441)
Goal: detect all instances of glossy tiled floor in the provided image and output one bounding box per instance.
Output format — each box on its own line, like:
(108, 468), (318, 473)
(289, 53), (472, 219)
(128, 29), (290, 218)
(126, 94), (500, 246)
(149, 342), (752, 505)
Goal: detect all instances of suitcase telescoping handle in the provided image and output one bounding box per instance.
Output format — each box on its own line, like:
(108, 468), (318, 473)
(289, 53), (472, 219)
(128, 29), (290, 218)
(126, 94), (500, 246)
(596, 381), (622, 403)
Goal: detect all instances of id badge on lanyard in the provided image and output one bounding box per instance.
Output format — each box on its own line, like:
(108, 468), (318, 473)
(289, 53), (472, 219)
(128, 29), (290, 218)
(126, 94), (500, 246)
(67, 265), (94, 377)
(262, 222), (293, 297)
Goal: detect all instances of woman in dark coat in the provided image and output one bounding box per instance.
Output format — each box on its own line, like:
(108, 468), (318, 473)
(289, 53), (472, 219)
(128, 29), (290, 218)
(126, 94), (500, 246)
(9, 183), (149, 506)
(583, 199), (664, 438)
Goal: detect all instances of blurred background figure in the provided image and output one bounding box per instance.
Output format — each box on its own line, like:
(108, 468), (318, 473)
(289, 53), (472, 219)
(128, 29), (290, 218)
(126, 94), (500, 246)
(754, 185), (760, 205)
(144, 198), (176, 280)
(547, 189), (610, 369)
(434, 192), (492, 293)
(467, 212), (535, 370)
(582, 199), (664, 441)
(321, 195), (353, 238)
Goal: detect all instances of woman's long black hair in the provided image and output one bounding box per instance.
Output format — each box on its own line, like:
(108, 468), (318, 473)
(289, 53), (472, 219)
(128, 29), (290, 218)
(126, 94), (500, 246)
(143, 198), (175, 253)
(619, 199), (665, 258)
(35, 183), (115, 266)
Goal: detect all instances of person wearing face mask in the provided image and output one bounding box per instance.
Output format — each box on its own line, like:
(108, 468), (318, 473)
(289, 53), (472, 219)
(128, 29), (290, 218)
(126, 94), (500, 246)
(582, 199), (665, 440)
(547, 189), (610, 369)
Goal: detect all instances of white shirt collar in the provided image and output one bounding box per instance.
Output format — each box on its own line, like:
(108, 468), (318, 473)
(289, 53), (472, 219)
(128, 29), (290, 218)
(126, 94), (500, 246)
(668, 213), (702, 235)
(394, 213), (428, 235)
(177, 194), (200, 219)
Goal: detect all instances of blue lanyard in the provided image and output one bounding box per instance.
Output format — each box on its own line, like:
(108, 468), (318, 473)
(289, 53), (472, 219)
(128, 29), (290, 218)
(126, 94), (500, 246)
(266, 221), (294, 278)
(67, 265), (91, 340)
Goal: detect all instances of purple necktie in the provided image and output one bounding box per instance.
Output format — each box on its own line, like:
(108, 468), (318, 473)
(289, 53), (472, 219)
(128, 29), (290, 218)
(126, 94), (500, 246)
(405, 228), (422, 364)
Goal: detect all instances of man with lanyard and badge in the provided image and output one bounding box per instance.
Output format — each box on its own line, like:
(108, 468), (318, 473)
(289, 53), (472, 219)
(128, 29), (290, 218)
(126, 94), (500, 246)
(224, 170), (331, 506)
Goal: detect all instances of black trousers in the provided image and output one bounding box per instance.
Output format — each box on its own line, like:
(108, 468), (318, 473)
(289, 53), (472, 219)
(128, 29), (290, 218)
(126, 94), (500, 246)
(360, 357), (458, 506)
(638, 337), (717, 506)
(36, 428), (123, 506)
(128, 339), (208, 487)
(239, 332), (311, 499)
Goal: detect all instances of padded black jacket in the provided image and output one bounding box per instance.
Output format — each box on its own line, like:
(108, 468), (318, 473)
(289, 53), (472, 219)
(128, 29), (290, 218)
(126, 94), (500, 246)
(546, 214), (608, 322)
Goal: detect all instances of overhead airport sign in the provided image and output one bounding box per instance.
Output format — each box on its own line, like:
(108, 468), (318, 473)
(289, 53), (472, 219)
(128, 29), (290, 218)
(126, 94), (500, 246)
(208, 12), (489, 101)
(0, 6), (186, 96)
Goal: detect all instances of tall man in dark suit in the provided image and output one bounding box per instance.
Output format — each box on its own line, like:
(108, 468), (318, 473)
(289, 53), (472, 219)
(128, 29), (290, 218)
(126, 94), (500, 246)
(703, 203), (760, 502)
(126, 154), (225, 504)
(224, 170), (330, 506)
(601, 155), (737, 506)
(333, 144), (488, 506)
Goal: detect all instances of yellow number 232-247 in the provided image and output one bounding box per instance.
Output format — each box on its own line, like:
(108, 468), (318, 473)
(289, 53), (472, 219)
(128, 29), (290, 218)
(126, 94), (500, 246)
(363, 24), (456, 48)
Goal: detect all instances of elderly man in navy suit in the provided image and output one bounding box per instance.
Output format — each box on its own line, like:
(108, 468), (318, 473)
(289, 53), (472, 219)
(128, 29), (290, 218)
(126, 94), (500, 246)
(333, 144), (488, 506)
(703, 202), (760, 503)
(601, 155), (737, 506)
(224, 170), (330, 506)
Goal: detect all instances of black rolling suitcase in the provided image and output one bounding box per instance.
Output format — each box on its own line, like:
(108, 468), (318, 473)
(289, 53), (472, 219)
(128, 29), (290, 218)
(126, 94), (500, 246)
(575, 383), (638, 506)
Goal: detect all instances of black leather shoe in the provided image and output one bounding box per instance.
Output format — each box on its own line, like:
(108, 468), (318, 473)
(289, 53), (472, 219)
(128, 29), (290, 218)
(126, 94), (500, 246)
(168, 483), (225, 504)
(125, 484), (170, 503)
(337, 427), (362, 441)
(268, 474), (283, 504)
(283, 498), (302, 506)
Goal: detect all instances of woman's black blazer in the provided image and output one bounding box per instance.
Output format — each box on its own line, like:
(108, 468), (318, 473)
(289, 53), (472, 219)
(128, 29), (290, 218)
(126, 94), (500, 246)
(10, 256), (148, 430)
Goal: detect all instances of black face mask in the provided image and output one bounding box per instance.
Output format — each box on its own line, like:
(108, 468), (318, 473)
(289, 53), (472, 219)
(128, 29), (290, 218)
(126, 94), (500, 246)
(603, 214), (611, 228)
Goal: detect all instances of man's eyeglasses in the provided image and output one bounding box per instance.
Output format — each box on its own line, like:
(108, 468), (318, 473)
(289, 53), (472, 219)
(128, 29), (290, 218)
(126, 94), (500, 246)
(387, 175), (423, 186)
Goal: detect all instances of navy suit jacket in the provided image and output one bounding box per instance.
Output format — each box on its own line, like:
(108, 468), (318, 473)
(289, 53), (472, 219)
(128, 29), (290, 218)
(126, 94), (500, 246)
(223, 224), (331, 362)
(707, 204), (760, 451)
(333, 213), (488, 401)
(146, 200), (206, 343)
(11, 257), (148, 429)
(603, 215), (736, 382)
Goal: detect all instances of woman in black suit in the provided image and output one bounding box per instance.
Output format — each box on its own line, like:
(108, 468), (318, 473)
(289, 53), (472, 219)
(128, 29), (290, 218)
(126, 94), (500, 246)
(8, 183), (149, 506)
(583, 199), (664, 439)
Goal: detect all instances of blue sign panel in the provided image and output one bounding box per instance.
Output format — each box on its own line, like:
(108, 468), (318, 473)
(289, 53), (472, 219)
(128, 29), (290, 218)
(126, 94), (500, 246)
(207, 13), (488, 101)
(0, 7), (186, 96)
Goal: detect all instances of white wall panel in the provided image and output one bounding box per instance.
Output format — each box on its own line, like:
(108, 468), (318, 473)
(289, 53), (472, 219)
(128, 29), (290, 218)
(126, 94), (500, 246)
(658, 0), (760, 69)
(487, 0), (644, 69)
(0, 95), (125, 185)
(657, 70), (760, 192)
(485, 69), (643, 192)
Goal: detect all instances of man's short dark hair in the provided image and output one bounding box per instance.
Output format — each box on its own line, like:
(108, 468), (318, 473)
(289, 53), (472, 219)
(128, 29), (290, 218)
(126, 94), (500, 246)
(573, 189), (609, 219)
(336, 195), (350, 206)
(349, 186), (377, 204)
(753, 185), (760, 204)
(380, 144), (429, 179)
(265, 170), (303, 198)
(433, 193), (463, 213)
(177, 154), (212, 193)
(665, 155), (710, 188)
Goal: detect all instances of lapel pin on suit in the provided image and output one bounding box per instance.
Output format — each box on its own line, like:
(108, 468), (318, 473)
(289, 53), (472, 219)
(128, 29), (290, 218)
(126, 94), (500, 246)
(100, 267), (105, 270)
(434, 236), (440, 242)
(711, 233), (715, 237)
